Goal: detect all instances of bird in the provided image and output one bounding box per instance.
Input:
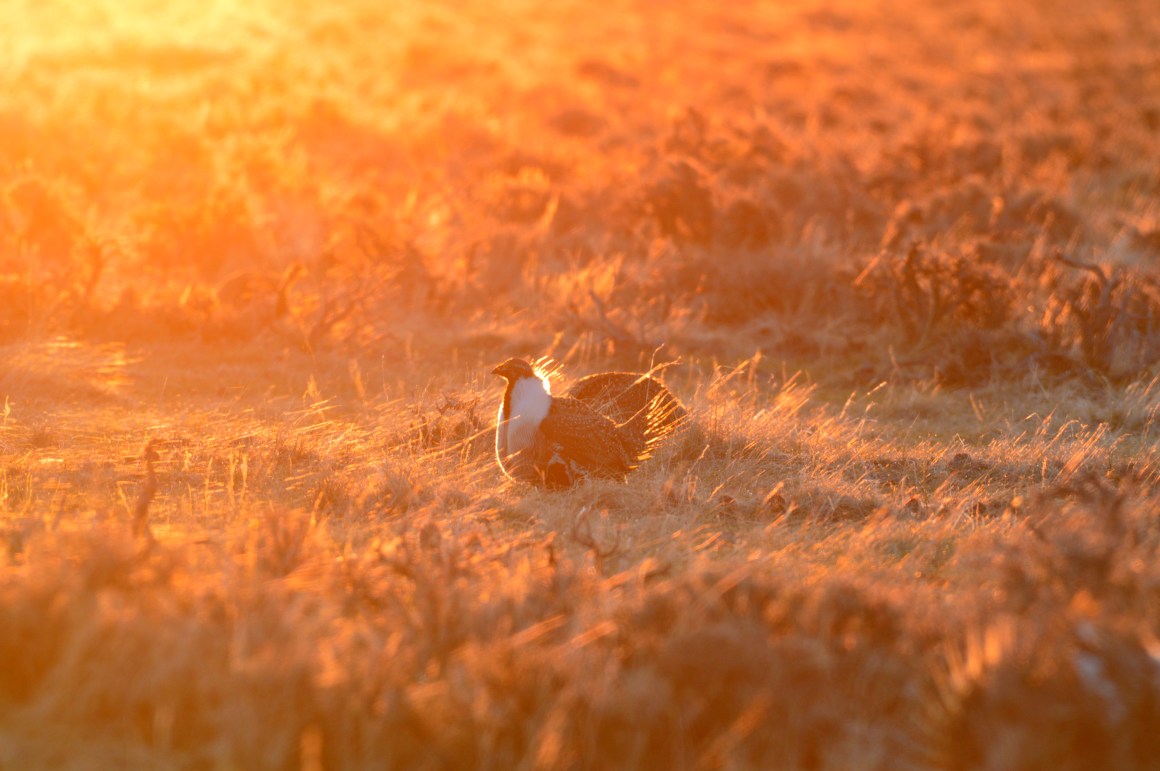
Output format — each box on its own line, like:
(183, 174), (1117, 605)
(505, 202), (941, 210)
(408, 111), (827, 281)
(491, 358), (684, 487)
(566, 369), (688, 435)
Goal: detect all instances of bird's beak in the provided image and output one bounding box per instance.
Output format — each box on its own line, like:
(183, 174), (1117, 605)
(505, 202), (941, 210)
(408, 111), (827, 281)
(491, 363), (506, 377)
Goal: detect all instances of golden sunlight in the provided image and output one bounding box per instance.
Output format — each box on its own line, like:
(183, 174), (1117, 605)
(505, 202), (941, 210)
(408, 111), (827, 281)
(2, 0), (1159, 766)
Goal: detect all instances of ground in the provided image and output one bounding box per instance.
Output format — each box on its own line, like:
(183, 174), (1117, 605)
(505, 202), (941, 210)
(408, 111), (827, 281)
(1, 0), (1160, 768)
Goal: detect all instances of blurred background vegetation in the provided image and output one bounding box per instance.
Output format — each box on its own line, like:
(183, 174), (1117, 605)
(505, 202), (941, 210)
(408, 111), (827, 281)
(1, 0), (1159, 768)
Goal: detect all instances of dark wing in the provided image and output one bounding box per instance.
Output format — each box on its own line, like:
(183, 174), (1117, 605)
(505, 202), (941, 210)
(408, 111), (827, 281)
(568, 372), (688, 429)
(538, 396), (634, 477)
(568, 372), (689, 462)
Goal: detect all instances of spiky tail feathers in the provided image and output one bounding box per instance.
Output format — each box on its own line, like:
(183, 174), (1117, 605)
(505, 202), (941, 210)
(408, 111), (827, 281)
(642, 390), (690, 459)
(617, 389), (689, 464)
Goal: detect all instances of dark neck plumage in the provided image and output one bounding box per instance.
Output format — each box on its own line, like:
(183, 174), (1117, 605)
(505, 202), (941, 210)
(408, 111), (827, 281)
(502, 378), (515, 420)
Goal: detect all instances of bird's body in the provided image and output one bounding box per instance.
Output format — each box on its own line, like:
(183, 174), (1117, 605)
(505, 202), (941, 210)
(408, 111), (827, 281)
(566, 371), (688, 454)
(492, 358), (684, 487)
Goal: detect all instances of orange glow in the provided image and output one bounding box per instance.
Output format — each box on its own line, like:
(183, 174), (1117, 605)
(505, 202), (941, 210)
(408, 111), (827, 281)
(2, 1), (1159, 762)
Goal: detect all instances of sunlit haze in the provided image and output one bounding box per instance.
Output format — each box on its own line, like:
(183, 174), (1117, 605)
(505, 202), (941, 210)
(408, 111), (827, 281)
(2, 0), (1159, 767)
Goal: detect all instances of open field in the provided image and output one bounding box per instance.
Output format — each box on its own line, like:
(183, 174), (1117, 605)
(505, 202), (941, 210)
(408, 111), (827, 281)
(2, 0), (1160, 768)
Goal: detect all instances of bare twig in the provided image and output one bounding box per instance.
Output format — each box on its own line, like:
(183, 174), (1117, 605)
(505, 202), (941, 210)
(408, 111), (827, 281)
(581, 290), (659, 351)
(1053, 249), (1108, 286)
(132, 439), (159, 544)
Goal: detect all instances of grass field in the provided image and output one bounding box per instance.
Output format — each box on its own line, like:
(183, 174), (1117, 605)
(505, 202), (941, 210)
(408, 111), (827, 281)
(2, 0), (1160, 768)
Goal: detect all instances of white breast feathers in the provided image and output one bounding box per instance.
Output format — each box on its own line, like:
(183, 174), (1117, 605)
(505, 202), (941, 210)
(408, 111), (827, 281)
(496, 376), (552, 478)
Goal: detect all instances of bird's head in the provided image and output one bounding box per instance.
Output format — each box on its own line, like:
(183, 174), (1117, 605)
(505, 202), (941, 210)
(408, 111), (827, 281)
(491, 357), (538, 383)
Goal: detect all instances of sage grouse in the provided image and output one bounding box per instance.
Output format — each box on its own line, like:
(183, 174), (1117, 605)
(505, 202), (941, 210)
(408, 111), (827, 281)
(491, 358), (685, 487)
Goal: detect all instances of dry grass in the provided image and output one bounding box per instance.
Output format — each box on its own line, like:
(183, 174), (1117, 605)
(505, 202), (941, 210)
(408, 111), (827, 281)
(2, 0), (1160, 768)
